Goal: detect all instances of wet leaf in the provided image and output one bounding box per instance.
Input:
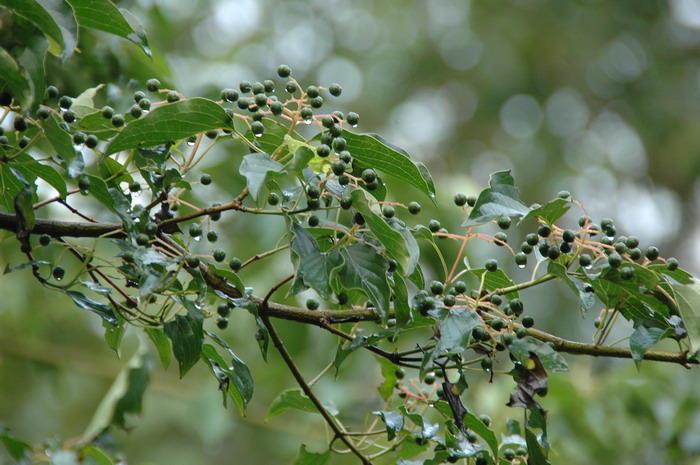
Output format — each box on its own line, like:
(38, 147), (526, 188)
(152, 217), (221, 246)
(266, 389), (318, 420)
(164, 300), (204, 377)
(463, 170), (529, 226)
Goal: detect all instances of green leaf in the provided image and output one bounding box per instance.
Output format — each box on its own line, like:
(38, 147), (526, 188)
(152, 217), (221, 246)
(338, 243), (391, 322)
(629, 325), (670, 368)
(266, 389), (319, 420)
(463, 170), (530, 226)
(65, 0), (151, 56)
(200, 343), (251, 414)
(0, 427), (32, 460)
(435, 308), (482, 355)
(65, 290), (118, 325)
(105, 98), (231, 154)
(81, 445), (114, 465)
(463, 412), (499, 459)
(103, 318), (125, 356)
(398, 406), (439, 439)
(86, 175), (116, 212)
(343, 131), (436, 202)
(13, 153), (67, 198)
(4, 0), (78, 58)
(289, 223), (344, 300)
(508, 336), (568, 372)
(649, 264), (694, 285)
(144, 327), (171, 369)
(15, 24), (48, 110)
(292, 445), (331, 465)
(374, 410), (404, 440)
(42, 113), (76, 162)
(210, 265), (245, 296)
(83, 345), (151, 440)
(11, 168), (35, 251)
(672, 282), (700, 350)
(525, 428), (551, 465)
(0, 164), (27, 211)
(521, 197), (571, 225)
(391, 274), (411, 327)
(376, 356), (398, 401)
(0, 49), (31, 108)
(70, 85), (102, 118)
(468, 268), (519, 300)
(284, 144), (316, 172)
(351, 189), (411, 275)
(164, 300), (204, 377)
(239, 152), (285, 201)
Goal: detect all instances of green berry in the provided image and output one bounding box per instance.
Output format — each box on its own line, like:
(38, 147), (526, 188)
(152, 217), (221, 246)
(340, 195), (352, 210)
(307, 198), (320, 210)
(277, 64), (292, 77)
(331, 160), (346, 176)
(146, 78), (161, 92)
(13, 116), (28, 132)
(308, 215), (320, 227)
(85, 134), (99, 149)
(46, 86), (58, 99)
(504, 449), (515, 460)
(37, 107), (51, 119)
(111, 114), (125, 127)
(216, 317), (229, 329)
(521, 242), (533, 254)
(525, 233), (539, 246)
(316, 144), (330, 157)
(186, 255), (200, 267)
(485, 258), (498, 272)
(538, 224), (551, 237)
(338, 150), (352, 163)
(614, 242), (627, 254)
(443, 294), (456, 307)
(189, 224), (202, 238)
(424, 372), (436, 385)
(600, 218), (614, 230)
(387, 259), (398, 273)
(136, 233), (149, 246)
(306, 298), (320, 310)
(395, 368), (405, 379)
(207, 231), (218, 242)
(306, 185), (321, 199)
(52, 266), (65, 280)
(133, 91), (146, 102)
(628, 248), (642, 261)
(346, 112), (360, 126)
(217, 303), (231, 317)
(270, 101), (284, 115)
(229, 257), (242, 271)
(521, 316), (535, 328)
(408, 201), (421, 215)
(428, 219), (441, 233)
(579, 254), (592, 267)
(667, 257), (679, 271)
(101, 106), (114, 119)
(268, 192), (280, 205)
(562, 229), (576, 243)
(454, 192), (467, 206)
(607, 252), (622, 268)
(501, 332), (514, 346)
(263, 80), (275, 93)
(454, 281), (467, 294)
(645, 246), (659, 261)
(510, 298), (524, 315)
(515, 252), (528, 267)
(466, 195), (477, 207)
(329, 83), (342, 97)
(516, 327), (529, 338)
(516, 447), (528, 456)
(480, 358), (493, 371)
(251, 120), (265, 136)
(494, 232), (508, 245)
(620, 266), (634, 280)
(78, 176), (91, 193)
(285, 80), (298, 93)
(166, 91), (180, 102)
(430, 280), (444, 295)
(361, 169), (377, 183)
(129, 104), (142, 118)
(39, 234), (51, 246)
(332, 137), (346, 152)
(63, 110), (76, 123)
(306, 86), (320, 98)
(58, 95), (72, 109)
(578, 216), (590, 227)
(382, 205), (395, 218)
(200, 174), (212, 185)
(212, 249), (226, 262)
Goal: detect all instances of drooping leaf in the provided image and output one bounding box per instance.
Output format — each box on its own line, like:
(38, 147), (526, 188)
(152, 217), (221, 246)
(391, 274), (411, 327)
(200, 343), (252, 414)
(648, 264), (693, 285)
(525, 428), (551, 465)
(462, 412), (499, 459)
(376, 356), (398, 401)
(292, 444), (331, 465)
(338, 243), (391, 322)
(69, 85), (102, 118)
(4, 0), (78, 59)
(508, 336), (568, 372)
(42, 113), (76, 162)
(0, 49), (31, 108)
(629, 325), (670, 368)
(463, 170), (530, 226)
(14, 23), (48, 110)
(435, 308), (482, 356)
(65, 0), (151, 56)
(374, 410), (404, 440)
(103, 318), (125, 356)
(468, 268), (519, 300)
(0, 427), (32, 460)
(343, 131), (436, 202)
(398, 406), (439, 440)
(266, 389), (319, 420)
(105, 98), (232, 154)
(351, 189), (411, 275)
(81, 445), (115, 465)
(13, 153), (67, 198)
(163, 299), (204, 377)
(239, 152), (285, 201)
(671, 282), (700, 350)
(65, 290), (118, 325)
(10, 168), (35, 252)
(507, 354), (548, 412)
(144, 327), (171, 369)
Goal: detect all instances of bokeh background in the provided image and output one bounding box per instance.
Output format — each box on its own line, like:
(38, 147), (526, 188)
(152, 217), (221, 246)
(3, 0), (700, 464)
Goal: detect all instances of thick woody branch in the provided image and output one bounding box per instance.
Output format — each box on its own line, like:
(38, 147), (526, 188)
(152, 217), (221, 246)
(1, 212), (696, 367)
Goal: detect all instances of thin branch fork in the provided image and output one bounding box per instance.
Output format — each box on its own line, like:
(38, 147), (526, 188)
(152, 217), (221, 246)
(1, 212), (697, 367)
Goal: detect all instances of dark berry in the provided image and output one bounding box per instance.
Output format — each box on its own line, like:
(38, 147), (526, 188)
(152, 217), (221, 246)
(516, 327), (529, 338)
(62, 110), (76, 123)
(13, 117), (28, 132)
(212, 249), (226, 262)
(485, 258), (498, 272)
(338, 150), (352, 163)
(200, 174), (212, 185)
(78, 176), (91, 193)
(428, 219), (441, 233)
(37, 107), (50, 119)
(454, 281), (467, 294)
(129, 104), (143, 118)
(354, 212), (365, 225)
(614, 242), (627, 255)
(346, 112), (360, 126)
(547, 246), (561, 260)
(382, 205), (395, 218)
(608, 252), (622, 268)
(300, 107), (313, 121)
(268, 192), (280, 205)
(166, 91), (180, 102)
(189, 224), (202, 238)
(52, 266), (65, 280)
(101, 106), (114, 119)
(306, 298), (320, 310)
(216, 317), (229, 329)
(626, 236), (640, 249)
(667, 257), (679, 271)
(510, 298), (524, 315)
(560, 242), (572, 253)
(332, 137), (346, 152)
(251, 120), (265, 136)
(207, 231), (218, 242)
(408, 201), (421, 214)
(620, 266), (634, 280)
(307, 198), (320, 210)
(328, 83), (342, 97)
(522, 316), (534, 328)
(430, 280), (444, 295)
(454, 192), (467, 206)
(387, 259), (398, 273)
(579, 254), (592, 267)
(46, 86), (58, 99)
(562, 229), (576, 243)
(306, 86), (320, 98)
(494, 232), (508, 245)
(628, 248), (642, 261)
(538, 224), (551, 237)
(361, 169), (377, 183)
(308, 215), (320, 227)
(135, 233), (149, 246)
(645, 246), (659, 261)
(229, 257), (242, 271)
(58, 95), (72, 109)
(217, 303), (231, 317)
(526, 233), (539, 246)
(337, 292), (348, 305)
(578, 215), (590, 227)
(466, 195), (477, 207)
(278, 64), (292, 78)
(515, 252), (528, 267)
(340, 195), (352, 210)
(285, 80), (298, 93)
(146, 78), (161, 92)
(309, 96), (323, 108)
(85, 134), (99, 149)
(111, 114), (125, 127)
(331, 160), (346, 176)
(480, 358), (493, 371)
(270, 101), (284, 115)
(39, 234), (51, 246)
(443, 294), (456, 307)
(521, 242), (533, 254)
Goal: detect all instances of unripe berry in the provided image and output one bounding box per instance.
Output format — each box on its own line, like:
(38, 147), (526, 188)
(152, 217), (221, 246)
(645, 246), (659, 261)
(166, 91), (180, 102)
(466, 195), (477, 207)
(607, 252), (622, 268)
(516, 327), (529, 338)
(454, 281), (467, 294)
(454, 192), (467, 206)
(408, 201), (421, 214)
(306, 298), (320, 310)
(229, 257), (242, 271)
(39, 234), (51, 246)
(361, 169), (377, 183)
(382, 205), (395, 218)
(387, 259), (398, 273)
(428, 219), (441, 233)
(480, 358), (493, 371)
(562, 229), (576, 243)
(538, 224), (551, 238)
(186, 256), (200, 268)
(579, 254), (592, 267)
(329, 83), (342, 97)
(485, 258), (498, 272)
(207, 231), (218, 242)
(430, 280), (444, 295)
(52, 266), (65, 280)
(63, 110), (77, 123)
(308, 215), (320, 227)
(285, 80), (298, 93)
(216, 317), (229, 329)
(111, 114), (125, 127)
(494, 232), (508, 245)
(146, 78), (161, 92)
(521, 242), (533, 254)
(277, 64), (292, 78)
(316, 144), (330, 157)
(521, 316), (535, 328)
(620, 266), (634, 280)
(212, 249), (226, 262)
(547, 246), (560, 260)
(46, 86), (58, 99)
(200, 174), (212, 185)
(515, 252), (527, 267)
(346, 112), (360, 126)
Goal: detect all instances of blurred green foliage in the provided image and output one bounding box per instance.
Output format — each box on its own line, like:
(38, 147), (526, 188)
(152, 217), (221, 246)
(3, 0), (700, 464)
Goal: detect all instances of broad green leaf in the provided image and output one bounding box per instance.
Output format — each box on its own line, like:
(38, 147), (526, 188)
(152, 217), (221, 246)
(508, 336), (568, 372)
(289, 223), (344, 300)
(376, 356), (398, 401)
(0, 427), (32, 460)
(463, 412), (499, 459)
(105, 98), (232, 154)
(65, 290), (118, 325)
(200, 344), (250, 414)
(13, 153), (67, 198)
(0, 164), (27, 211)
(4, 260), (50, 274)
(70, 85), (102, 118)
(672, 282), (700, 350)
(65, 0), (151, 56)
(374, 410), (404, 440)
(525, 428), (551, 465)
(391, 274), (411, 327)
(266, 389), (319, 420)
(239, 152), (285, 201)
(435, 308), (482, 355)
(103, 318), (125, 356)
(343, 131), (436, 202)
(548, 262), (594, 315)
(144, 327), (171, 369)
(204, 332), (255, 413)
(81, 445), (114, 465)
(292, 445), (331, 465)
(649, 264), (693, 285)
(468, 268), (519, 300)
(15, 23), (48, 110)
(210, 265), (245, 296)
(86, 175), (116, 212)
(339, 243), (391, 322)
(602, 263), (660, 291)
(0, 49), (31, 108)
(629, 325), (670, 368)
(164, 300), (204, 377)
(11, 168), (35, 251)
(351, 189), (411, 275)
(42, 113), (76, 162)
(463, 170), (529, 226)
(521, 197), (571, 225)
(245, 119), (304, 158)
(4, 0), (78, 58)
(398, 406), (439, 439)
(83, 345), (151, 440)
